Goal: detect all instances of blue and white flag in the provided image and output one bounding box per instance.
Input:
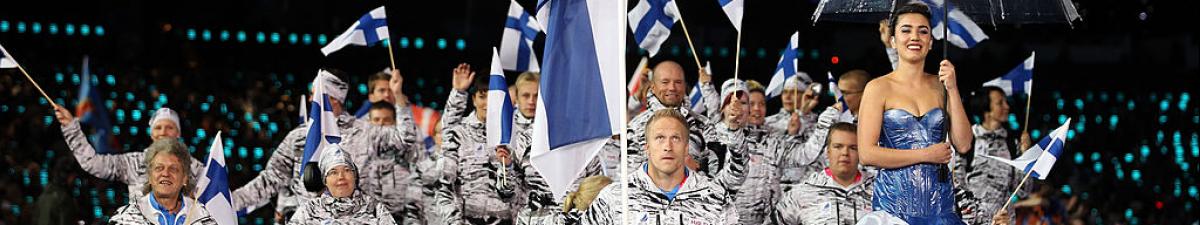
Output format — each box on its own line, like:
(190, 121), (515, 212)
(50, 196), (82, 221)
(688, 61), (711, 113)
(502, 0), (544, 72)
(299, 71), (343, 175)
(983, 52), (1035, 96)
(826, 72), (855, 123)
(921, 0), (989, 49)
(487, 47), (516, 148)
(0, 43), (20, 69)
(530, 0), (623, 201)
(196, 131), (236, 225)
(718, 0), (744, 31)
(628, 0), (680, 56)
(981, 118), (1070, 180)
(321, 6), (389, 56)
(764, 31), (801, 98)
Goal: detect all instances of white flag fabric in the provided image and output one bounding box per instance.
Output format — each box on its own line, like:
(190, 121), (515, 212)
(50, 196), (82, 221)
(0, 43), (21, 69)
(718, 0), (744, 31)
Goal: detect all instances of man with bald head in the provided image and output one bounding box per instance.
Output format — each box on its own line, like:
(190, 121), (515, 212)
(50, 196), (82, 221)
(625, 60), (725, 179)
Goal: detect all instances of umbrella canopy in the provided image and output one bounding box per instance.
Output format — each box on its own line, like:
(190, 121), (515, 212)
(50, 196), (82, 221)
(812, 0), (1082, 26)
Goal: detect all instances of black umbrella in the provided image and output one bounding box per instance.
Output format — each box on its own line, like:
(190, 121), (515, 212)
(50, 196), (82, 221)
(811, 0), (1082, 26)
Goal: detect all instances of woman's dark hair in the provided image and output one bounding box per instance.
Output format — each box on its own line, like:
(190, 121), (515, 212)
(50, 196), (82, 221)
(969, 86), (1007, 119)
(888, 2), (933, 37)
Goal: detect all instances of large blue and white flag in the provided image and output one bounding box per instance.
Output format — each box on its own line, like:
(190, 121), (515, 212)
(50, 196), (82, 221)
(981, 118), (1070, 180)
(718, 0), (744, 31)
(299, 71), (343, 175)
(628, 0), (680, 57)
(530, 0), (623, 201)
(321, 6), (389, 56)
(0, 43), (20, 69)
(921, 0), (989, 49)
(487, 48), (516, 148)
(502, 0), (544, 72)
(196, 131), (236, 225)
(764, 31), (802, 98)
(826, 72), (855, 123)
(983, 52), (1035, 96)
(688, 61), (712, 113)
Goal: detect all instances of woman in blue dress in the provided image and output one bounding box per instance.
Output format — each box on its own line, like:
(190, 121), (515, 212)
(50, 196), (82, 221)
(857, 3), (974, 225)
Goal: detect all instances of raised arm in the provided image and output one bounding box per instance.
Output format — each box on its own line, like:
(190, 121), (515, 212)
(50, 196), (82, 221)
(55, 106), (141, 184)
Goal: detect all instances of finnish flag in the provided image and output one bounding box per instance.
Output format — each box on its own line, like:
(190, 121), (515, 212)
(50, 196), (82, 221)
(983, 52), (1035, 96)
(628, 0), (680, 56)
(487, 47), (516, 148)
(764, 31), (805, 98)
(502, 0), (544, 72)
(530, 0), (623, 201)
(321, 6), (389, 56)
(921, 0), (989, 49)
(981, 118), (1071, 180)
(299, 71), (343, 175)
(196, 131), (236, 225)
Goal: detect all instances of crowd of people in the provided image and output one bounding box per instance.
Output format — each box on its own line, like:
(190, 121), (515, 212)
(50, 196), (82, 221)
(3, 1), (1191, 225)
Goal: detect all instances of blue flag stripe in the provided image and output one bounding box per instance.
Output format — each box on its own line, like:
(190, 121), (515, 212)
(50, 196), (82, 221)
(542, 0), (614, 149)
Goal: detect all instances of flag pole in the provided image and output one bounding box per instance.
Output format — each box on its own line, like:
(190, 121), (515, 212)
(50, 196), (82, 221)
(1020, 80), (1034, 140)
(16, 65), (59, 109)
(733, 31), (742, 81)
(386, 38), (398, 70)
(1000, 165), (1034, 210)
(674, 9), (704, 69)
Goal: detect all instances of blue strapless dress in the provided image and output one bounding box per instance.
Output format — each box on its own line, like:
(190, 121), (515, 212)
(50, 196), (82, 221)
(871, 108), (964, 225)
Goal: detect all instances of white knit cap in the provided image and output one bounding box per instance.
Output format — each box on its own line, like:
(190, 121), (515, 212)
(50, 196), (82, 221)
(148, 108), (180, 130)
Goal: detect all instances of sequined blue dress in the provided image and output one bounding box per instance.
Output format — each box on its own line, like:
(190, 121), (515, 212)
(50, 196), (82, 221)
(872, 108), (965, 225)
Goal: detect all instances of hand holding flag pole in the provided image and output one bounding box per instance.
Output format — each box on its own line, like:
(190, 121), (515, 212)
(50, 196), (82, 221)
(0, 45), (59, 109)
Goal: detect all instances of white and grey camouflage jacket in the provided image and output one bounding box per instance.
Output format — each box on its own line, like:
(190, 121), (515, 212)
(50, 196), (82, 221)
(715, 123), (809, 225)
(230, 103), (421, 219)
(779, 106), (854, 187)
(434, 90), (520, 224)
(61, 120), (205, 205)
(768, 169), (874, 225)
(582, 163), (739, 225)
(108, 195), (217, 225)
(952, 124), (1028, 225)
(288, 191), (398, 225)
(763, 109), (817, 137)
